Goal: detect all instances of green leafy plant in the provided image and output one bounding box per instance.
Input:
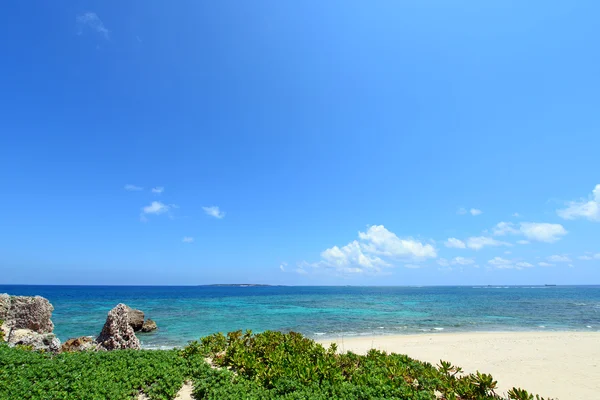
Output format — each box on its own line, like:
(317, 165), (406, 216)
(507, 388), (548, 400)
(183, 330), (552, 400)
(0, 331), (553, 400)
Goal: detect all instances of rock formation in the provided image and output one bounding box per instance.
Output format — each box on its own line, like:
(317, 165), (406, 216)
(7, 328), (61, 353)
(124, 305), (145, 331)
(61, 336), (97, 352)
(0, 293), (60, 352)
(0, 293), (10, 320)
(96, 304), (141, 350)
(141, 318), (157, 333)
(1, 295), (54, 333)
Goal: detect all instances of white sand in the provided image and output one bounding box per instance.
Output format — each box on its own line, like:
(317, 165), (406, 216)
(139, 381), (194, 400)
(320, 331), (600, 400)
(174, 382), (194, 400)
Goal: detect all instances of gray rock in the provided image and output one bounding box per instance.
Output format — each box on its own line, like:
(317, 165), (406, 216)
(141, 318), (157, 333)
(61, 336), (97, 352)
(124, 305), (145, 332)
(2, 295), (54, 333)
(97, 303), (141, 351)
(8, 328), (61, 353)
(0, 293), (10, 321)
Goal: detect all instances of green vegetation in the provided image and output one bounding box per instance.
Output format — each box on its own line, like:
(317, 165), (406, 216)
(184, 330), (550, 400)
(0, 319), (4, 342)
(0, 345), (196, 400)
(0, 331), (550, 400)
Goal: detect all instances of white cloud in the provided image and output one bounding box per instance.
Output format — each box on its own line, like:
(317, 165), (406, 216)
(538, 262), (554, 267)
(557, 184), (600, 222)
(295, 268), (308, 275)
(493, 222), (520, 236)
(492, 221), (567, 243)
(520, 222), (567, 243)
(547, 255), (571, 263)
(466, 236), (511, 250)
(124, 184), (143, 191)
(437, 258), (450, 267)
(404, 264), (423, 269)
(445, 238), (466, 249)
(279, 262), (287, 272)
(512, 213), (521, 217)
(487, 257), (513, 269)
(140, 201), (171, 222)
(578, 255), (593, 261)
(143, 201), (169, 215)
(358, 225), (437, 259)
(203, 206), (225, 219)
(305, 225), (436, 275)
(452, 256), (475, 265)
(321, 240), (389, 269)
(517, 240), (530, 245)
(488, 257), (533, 270)
(76, 12), (109, 39)
(152, 187), (164, 194)
(437, 257), (475, 267)
(182, 237), (194, 243)
(504, 251), (512, 255)
(515, 262), (533, 268)
(457, 207), (482, 216)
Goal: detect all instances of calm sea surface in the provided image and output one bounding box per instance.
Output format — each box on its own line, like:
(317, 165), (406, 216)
(1, 285), (599, 349)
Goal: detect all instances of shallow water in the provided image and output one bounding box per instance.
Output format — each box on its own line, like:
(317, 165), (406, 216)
(1, 285), (599, 348)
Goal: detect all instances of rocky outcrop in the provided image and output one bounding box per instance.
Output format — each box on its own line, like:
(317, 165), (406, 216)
(0, 293), (10, 320)
(1, 294), (54, 333)
(0, 294), (60, 352)
(7, 328), (61, 353)
(141, 318), (157, 333)
(61, 336), (97, 352)
(125, 306), (145, 332)
(97, 304), (141, 350)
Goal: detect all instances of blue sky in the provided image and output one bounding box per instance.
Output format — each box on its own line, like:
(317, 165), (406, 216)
(1, 1), (599, 285)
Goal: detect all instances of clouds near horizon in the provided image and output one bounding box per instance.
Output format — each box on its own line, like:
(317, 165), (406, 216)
(303, 225), (436, 274)
(492, 221), (567, 243)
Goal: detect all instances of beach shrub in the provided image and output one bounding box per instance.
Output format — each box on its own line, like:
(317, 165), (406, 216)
(0, 331), (552, 400)
(0, 343), (189, 400)
(183, 330), (552, 400)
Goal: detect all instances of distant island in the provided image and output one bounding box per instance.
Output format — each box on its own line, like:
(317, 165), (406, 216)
(204, 284), (280, 287)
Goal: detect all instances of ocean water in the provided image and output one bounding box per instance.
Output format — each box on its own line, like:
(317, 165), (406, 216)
(1, 285), (599, 349)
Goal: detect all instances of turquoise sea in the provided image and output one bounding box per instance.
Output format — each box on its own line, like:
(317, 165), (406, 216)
(1, 285), (599, 349)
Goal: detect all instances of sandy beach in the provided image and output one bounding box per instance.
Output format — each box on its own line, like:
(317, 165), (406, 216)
(320, 331), (600, 400)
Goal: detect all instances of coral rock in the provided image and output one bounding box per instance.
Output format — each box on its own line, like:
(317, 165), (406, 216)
(96, 304), (141, 350)
(141, 318), (157, 333)
(124, 305), (145, 332)
(1, 294), (54, 333)
(0, 293), (10, 320)
(8, 328), (61, 353)
(61, 336), (97, 352)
